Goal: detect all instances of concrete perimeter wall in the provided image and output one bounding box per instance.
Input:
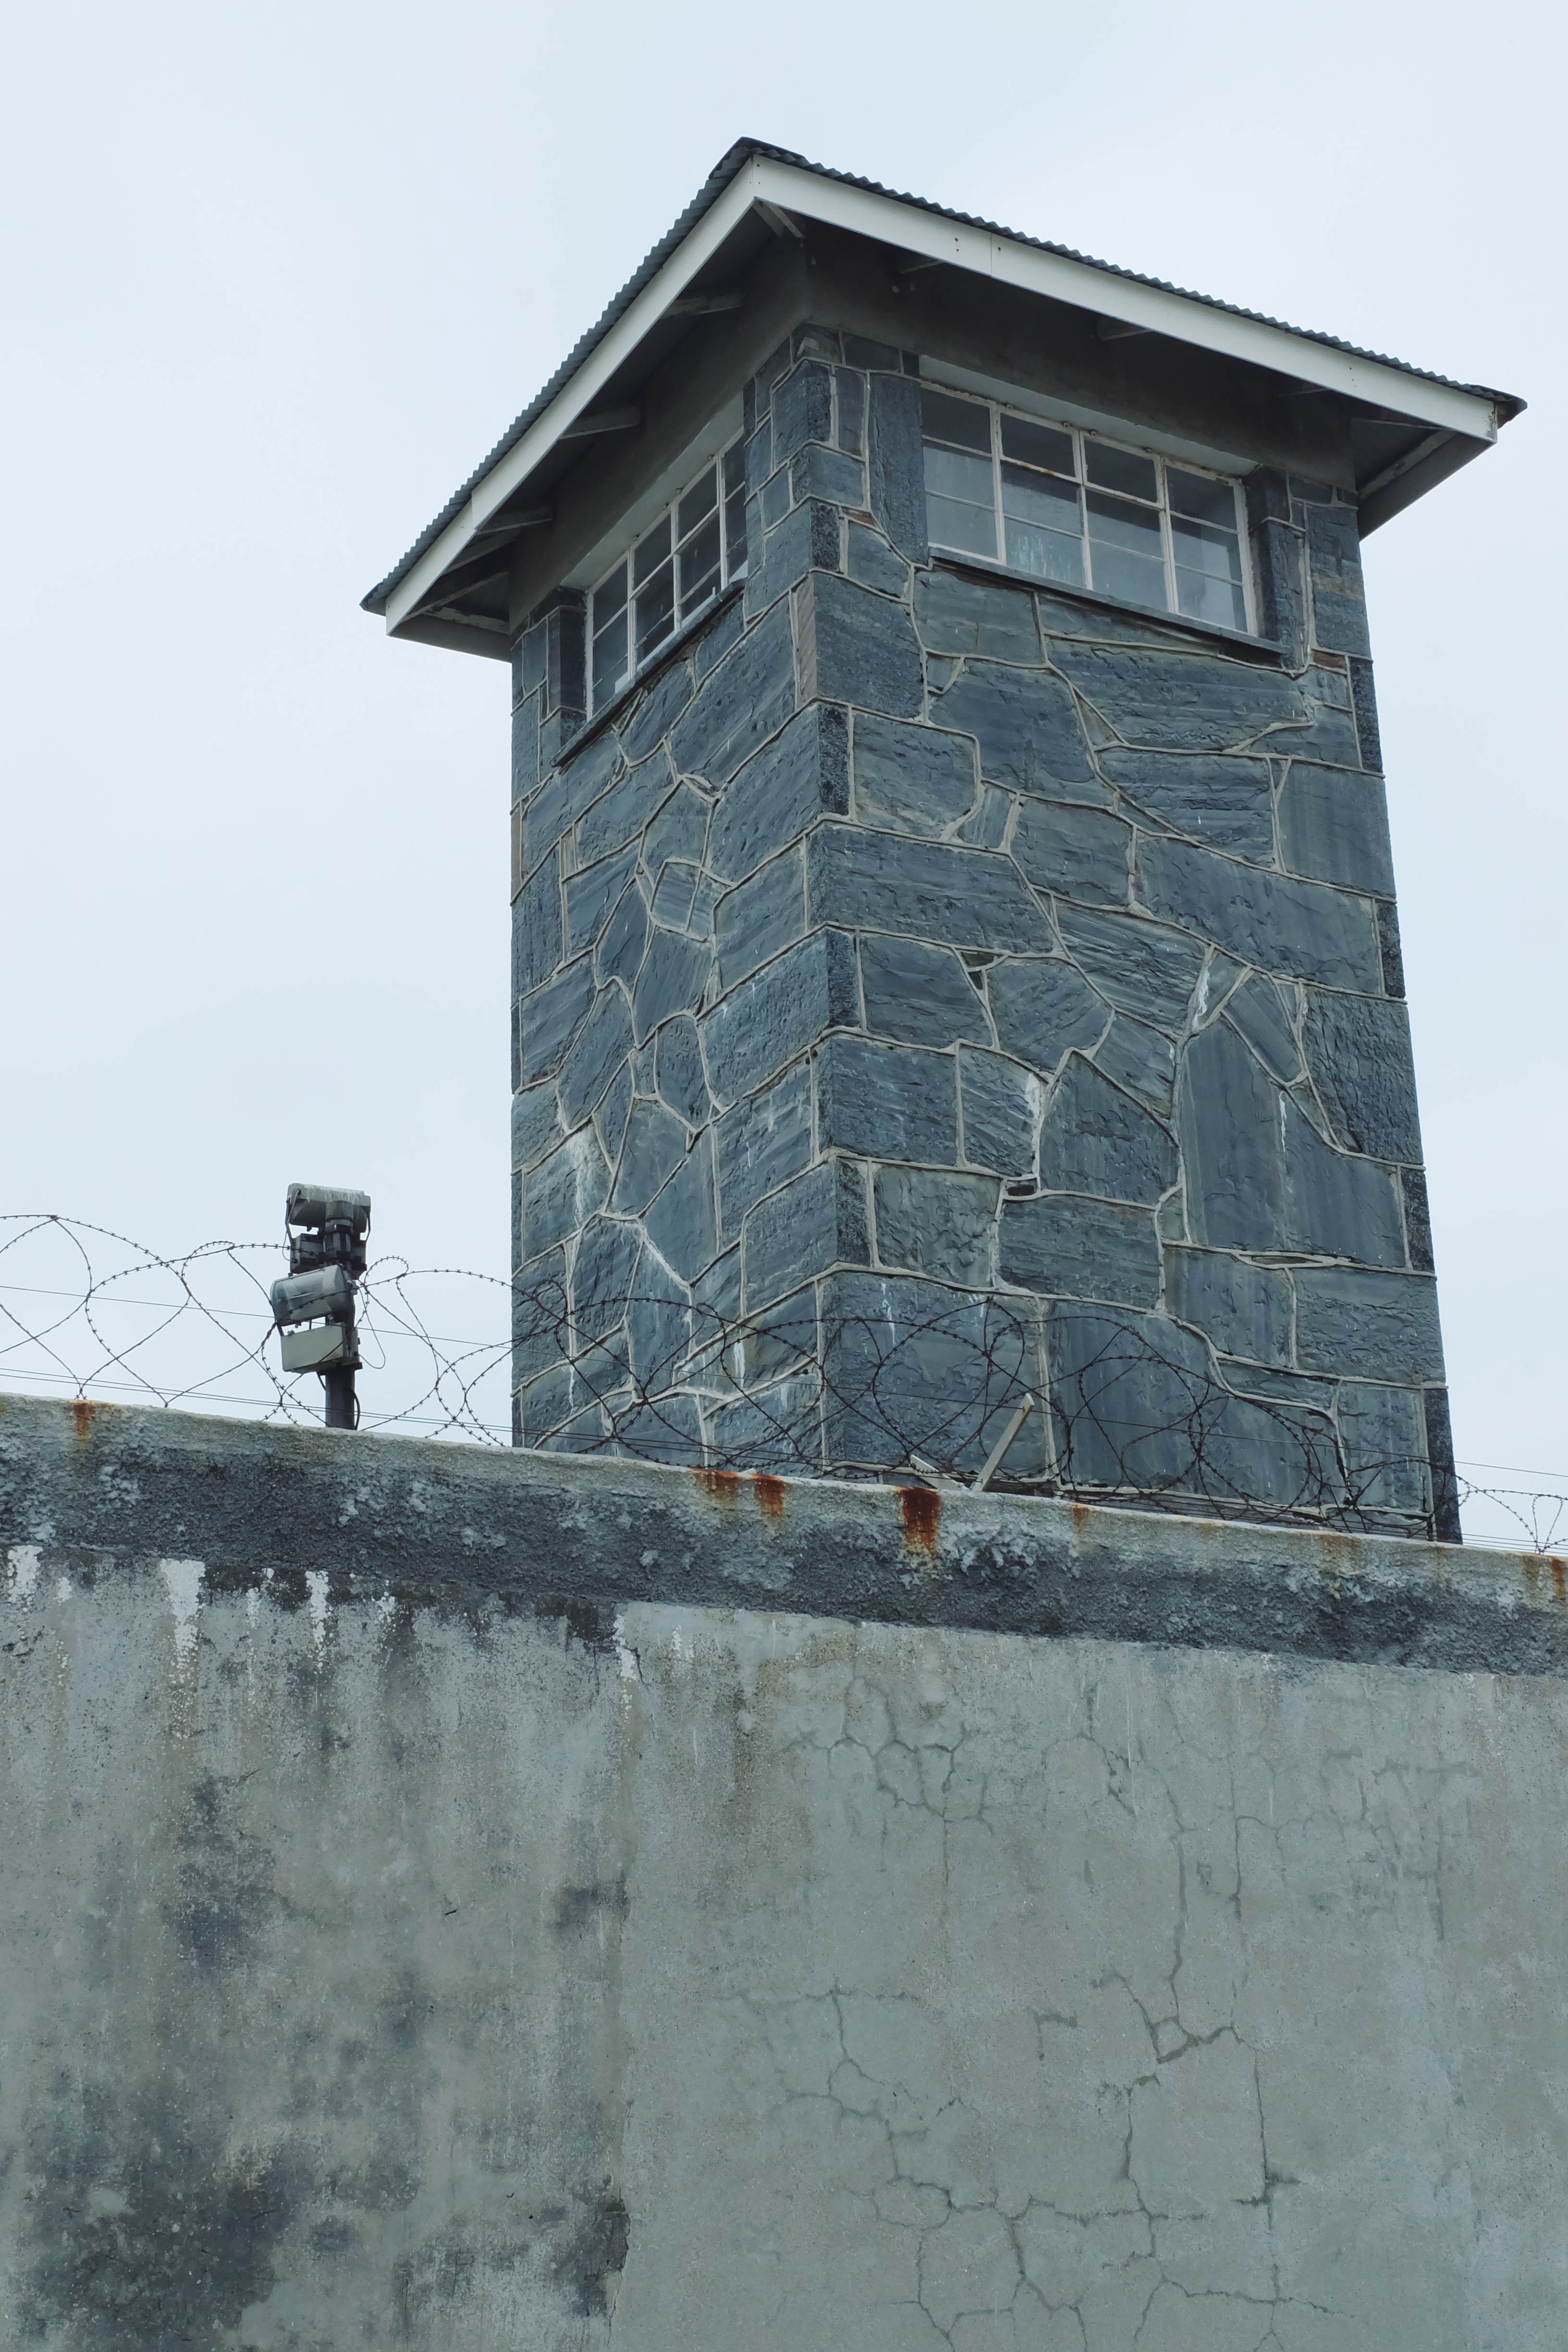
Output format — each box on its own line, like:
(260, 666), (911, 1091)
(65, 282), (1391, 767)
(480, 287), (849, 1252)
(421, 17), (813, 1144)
(2, 1393), (1566, 2349)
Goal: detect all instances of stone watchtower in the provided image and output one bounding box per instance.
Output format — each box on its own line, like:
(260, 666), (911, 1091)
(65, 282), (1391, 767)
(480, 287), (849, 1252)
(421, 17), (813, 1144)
(365, 141), (1519, 1541)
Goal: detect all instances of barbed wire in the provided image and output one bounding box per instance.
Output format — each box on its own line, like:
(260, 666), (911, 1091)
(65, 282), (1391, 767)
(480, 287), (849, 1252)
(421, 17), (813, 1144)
(1, 1215), (1564, 1551)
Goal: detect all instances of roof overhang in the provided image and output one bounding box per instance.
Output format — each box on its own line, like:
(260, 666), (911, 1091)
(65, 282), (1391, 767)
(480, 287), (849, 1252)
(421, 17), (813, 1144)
(367, 146), (1523, 654)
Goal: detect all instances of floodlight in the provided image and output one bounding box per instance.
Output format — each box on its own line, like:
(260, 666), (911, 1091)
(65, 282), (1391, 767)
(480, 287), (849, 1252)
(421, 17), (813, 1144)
(277, 1182), (371, 1430)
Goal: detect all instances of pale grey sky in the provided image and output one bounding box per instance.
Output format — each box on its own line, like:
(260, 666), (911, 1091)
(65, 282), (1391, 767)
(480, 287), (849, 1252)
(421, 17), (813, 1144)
(3, 1), (1561, 1506)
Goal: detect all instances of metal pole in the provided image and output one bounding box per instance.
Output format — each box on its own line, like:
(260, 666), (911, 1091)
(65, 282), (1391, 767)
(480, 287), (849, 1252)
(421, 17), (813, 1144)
(323, 1358), (356, 1430)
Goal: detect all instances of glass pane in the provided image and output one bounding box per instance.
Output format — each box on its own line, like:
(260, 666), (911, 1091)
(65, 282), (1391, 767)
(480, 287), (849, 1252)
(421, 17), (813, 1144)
(924, 442), (993, 509)
(592, 612), (627, 710)
(1000, 413), (1076, 477)
(1167, 466), (1238, 527)
(1002, 462), (1080, 534)
(1085, 441), (1158, 502)
(677, 466), (718, 542)
(1087, 490), (1165, 606)
(1176, 567), (1248, 630)
(723, 439), (746, 500)
(1170, 515), (1243, 585)
(927, 492), (997, 559)
(1087, 489), (1164, 559)
(592, 563), (628, 626)
(921, 387), (991, 453)
(723, 485), (747, 575)
(634, 558), (675, 661)
(678, 513), (722, 613)
(633, 518), (672, 588)
(1004, 518), (1084, 587)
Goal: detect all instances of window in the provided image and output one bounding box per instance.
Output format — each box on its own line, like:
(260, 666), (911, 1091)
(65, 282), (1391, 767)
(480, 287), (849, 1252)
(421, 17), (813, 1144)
(921, 387), (1252, 633)
(588, 439), (747, 714)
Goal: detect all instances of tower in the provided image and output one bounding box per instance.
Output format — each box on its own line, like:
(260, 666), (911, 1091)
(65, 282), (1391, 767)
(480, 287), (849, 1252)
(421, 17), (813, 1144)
(364, 142), (1520, 1539)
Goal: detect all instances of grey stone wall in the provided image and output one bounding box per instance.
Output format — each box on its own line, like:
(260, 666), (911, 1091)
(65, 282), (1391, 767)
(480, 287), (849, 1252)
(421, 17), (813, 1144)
(3, 1397), (1565, 2350)
(510, 326), (1453, 1538)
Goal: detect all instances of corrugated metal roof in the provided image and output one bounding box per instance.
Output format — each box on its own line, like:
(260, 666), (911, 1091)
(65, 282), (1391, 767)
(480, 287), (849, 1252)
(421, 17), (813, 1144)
(364, 138), (1520, 616)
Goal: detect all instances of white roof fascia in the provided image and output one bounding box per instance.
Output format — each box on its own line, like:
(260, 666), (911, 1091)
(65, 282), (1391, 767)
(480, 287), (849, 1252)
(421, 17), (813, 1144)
(748, 155), (1501, 447)
(385, 165), (763, 637)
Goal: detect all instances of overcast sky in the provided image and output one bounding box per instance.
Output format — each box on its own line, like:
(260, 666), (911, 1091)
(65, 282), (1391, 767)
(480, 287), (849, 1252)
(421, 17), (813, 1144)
(3, 1), (1561, 1510)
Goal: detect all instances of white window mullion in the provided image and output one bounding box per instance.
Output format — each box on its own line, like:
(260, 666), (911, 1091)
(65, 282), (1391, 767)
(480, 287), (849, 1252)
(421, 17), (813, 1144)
(1158, 459), (1178, 616)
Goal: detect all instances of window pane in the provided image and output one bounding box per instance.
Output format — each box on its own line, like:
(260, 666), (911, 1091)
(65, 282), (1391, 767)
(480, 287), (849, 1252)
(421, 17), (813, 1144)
(1000, 413), (1076, 477)
(593, 563), (628, 626)
(678, 512), (722, 613)
(633, 518), (672, 588)
(924, 443), (996, 556)
(1003, 463), (1080, 532)
(1176, 567), (1248, 630)
(1004, 518), (1085, 587)
(924, 443), (993, 508)
(634, 558), (675, 661)
(921, 387), (991, 453)
(724, 484), (747, 575)
(723, 440), (746, 500)
(593, 612), (628, 710)
(677, 466), (718, 543)
(1167, 466), (1238, 527)
(1087, 489), (1165, 606)
(1085, 441), (1158, 502)
(1003, 464), (1084, 582)
(1170, 515), (1243, 585)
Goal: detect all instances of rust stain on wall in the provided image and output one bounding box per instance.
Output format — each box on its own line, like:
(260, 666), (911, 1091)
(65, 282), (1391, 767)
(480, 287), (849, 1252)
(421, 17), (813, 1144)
(752, 1475), (786, 1519)
(693, 1469), (741, 1507)
(898, 1486), (942, 1554)
(70, 1399), (98, 1447)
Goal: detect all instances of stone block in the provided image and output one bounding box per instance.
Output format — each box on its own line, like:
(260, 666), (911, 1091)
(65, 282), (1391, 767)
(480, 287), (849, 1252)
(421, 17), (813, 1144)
(1136, 835), (1382, 992)
(808, 826), (1049, 953)
(1222, 975), (1302, 1086)
(795, 571), (924, 717)
(593, 1057), (633, 1169)
(959, 1047), (1039, 1176)
(913, 570), (1042, 663)
(1164, 1246), (1292, 1367)
(517, 955), (596, 1086)
(1214, 1357), (1333, 1411)
(713, 1058), (813, 1240)
(1277, 762), (1395, 895)
(1049, 642), (1311, 752)
(631, 925), (711, 1044)
(513, 848), (563, 998)
(822, 1271), (1042, 1474)
(999, 1194), (1161, 1305)
(742, 1158), (870, 1310)
(572, 1212), (642, 1343)
(596, 879), (649, 992)
(743, 419), (771, 497)
(1040, 1054), (1178, 1203)
(1350, 655), (1382, 773)
(1247, 498), (1308, 666)
(958, 784), (1012, 849)
(695, 591), (744, 678)
(846, 522), (908, 600)
(867, 369), (928, 561)
(609, 1394), (706, 1463)
(714, 848), (805, 992)
(790, 444), (865, 508)
(1425, 1384), (1461, 1539)
(608, 1098), (688, 1218)
(702, 929), (858, 1106)
(511, 1081), (563, 1174)
(1099, 749), (1274, 861)
(817, 1033), (959, 1165)
(745, 498), (841, 622)
(644, 781), (710, 878)
(1302, 990), (1421, 1162)
(1402, 1165), (1434, 1272)
(649, 860), (710, 935)
(524, 1127), (610, 1259)
(873, 1166), (999, 1285)
(557, 986), (636, 1128)
(771, 359), (833, 462)
(626, 1282), (691, 1396)
(1178, 1019), (1405, 1266)
(1295, 1267), (1445, 1382)
(932, 662), (1099, 796)
(653, 1014), (710, 1131)
(709, 704), (848, 884)
(1056, 906), (1206, 1032)
(852, 712), (978, 836)
(834, 366), (866, 455)
(578, 753), (674, 865)
(670, 599), (796, 789)
(1012, 798), (1132, 908)
(860, 934), (990, 1049)
(1339, 1381), (1430, 1513)
(511, 689), (540, 806)
(1377, 897), (1405, 998)
(564, 843), (639, 958)
(1092, 1016), (1177, 1117)
(644, 1131), (719, 1284)
(1307, 502), (1372, 659)
(986, 956), (1108, 1071)
(618, 659), (694, 766)
(523, 726), (621, 874)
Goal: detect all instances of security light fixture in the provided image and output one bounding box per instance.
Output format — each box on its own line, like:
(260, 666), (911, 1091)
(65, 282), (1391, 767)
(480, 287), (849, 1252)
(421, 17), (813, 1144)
(271, 1184), (370, 1429)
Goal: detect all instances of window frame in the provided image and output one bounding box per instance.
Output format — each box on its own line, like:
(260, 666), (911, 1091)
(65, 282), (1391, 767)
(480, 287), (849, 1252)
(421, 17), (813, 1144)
(587, 438), (747, 718)
(921, 384), (1257, 637)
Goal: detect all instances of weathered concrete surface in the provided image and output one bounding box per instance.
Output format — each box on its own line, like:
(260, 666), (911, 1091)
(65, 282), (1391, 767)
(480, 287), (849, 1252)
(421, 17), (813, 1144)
(3, 1395), (1568, 2347)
